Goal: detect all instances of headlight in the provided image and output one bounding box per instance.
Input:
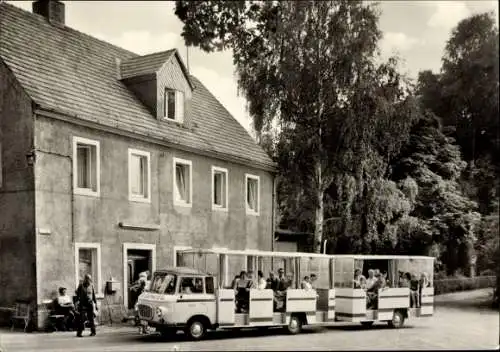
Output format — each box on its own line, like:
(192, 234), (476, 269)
(155, 306), (167, 318)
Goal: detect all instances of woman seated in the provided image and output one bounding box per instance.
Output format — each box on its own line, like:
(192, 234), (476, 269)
(366, 273), (384, 309)
(353, 269), (366, 289)
(365, 269), (376, 291)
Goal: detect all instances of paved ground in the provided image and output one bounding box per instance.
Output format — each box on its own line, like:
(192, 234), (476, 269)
(0, 289), (498, 351)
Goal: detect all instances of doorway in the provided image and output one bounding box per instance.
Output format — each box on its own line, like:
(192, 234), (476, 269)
(122, 243), (156, 311)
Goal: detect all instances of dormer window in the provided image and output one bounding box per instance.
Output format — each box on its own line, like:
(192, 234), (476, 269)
(165, 89), (185, 122)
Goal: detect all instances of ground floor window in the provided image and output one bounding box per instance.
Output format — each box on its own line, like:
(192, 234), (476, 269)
(75, 243), (101, 294)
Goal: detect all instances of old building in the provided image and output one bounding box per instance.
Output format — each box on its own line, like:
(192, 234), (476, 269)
(0, 0), (276, 328)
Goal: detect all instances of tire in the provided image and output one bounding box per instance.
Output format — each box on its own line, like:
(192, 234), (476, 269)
(360, 321), (374, 327)
(286, 315), (302, 335)
(185, 319), (207, 341)
(387, 310), (405, 329)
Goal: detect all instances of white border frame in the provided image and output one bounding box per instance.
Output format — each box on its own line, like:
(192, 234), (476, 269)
(73, 136), (101, 197)
(245, 173), (260, 216)
(128, 148), (151, 203)
(123, 243), (156, 308)
(75, 242), (102, 296)
(173, 157), (193, 207)
(211, 166), (229, 211)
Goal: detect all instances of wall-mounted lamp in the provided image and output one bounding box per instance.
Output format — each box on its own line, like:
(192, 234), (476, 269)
(26, 148), (37, 166)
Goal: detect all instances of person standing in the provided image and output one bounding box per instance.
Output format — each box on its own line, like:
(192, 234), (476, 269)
(75, 274), (98, 337)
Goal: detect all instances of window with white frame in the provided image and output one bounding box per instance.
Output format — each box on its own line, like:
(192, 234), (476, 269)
(245, 174), (260, 215)
(173, 158), (192, 206)
(73, 137), (100, 196)
(75, 243), (101, 294)
(165, 89), (185, 122)
(128, 149), (151, 202)
(212, 166), (228, 210)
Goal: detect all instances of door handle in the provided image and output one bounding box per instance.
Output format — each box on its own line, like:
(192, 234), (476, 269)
(180, 295), (183, 299)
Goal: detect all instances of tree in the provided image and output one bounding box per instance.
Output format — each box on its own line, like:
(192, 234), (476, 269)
(390, 111), (481, 275)
(417, 12), (499, 215)
(175, 0), (415, 252)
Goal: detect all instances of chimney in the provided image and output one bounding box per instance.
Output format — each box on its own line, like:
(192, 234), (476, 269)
(33, 0), (65, 26)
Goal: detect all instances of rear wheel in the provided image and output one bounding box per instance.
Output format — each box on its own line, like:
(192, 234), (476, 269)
(286, 315), (302, 335)
(185, 319), (207, 341)
(387, 311), (405, 329)
(360, 321), (374, 327)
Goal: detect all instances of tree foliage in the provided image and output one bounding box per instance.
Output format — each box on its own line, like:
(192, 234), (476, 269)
(176, 0), (416, 253)
(417, 12), (499, 215)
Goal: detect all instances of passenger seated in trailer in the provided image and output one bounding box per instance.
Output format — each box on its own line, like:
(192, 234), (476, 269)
(256, 270), (267, 290)
(231, 274), (240, 289)
(381, 271), (388, 288)
(366, 272), (385, 309)
(301, 276), (312, 290)
(400, 272), (411, 288)
(247, 270), (256, 288)
(266, 272), (278, 290)
(353, 269), (366, 289)
(398, 271), (406, 287)
(310, 274), (318, 289)
(410, 273), (420, 308)
(365, 269), (376, 290)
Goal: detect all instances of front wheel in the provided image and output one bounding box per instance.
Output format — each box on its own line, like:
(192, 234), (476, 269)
(387, 311), (405, 329)
(286, 315), (302, 335)
(185, 319), (206, 341)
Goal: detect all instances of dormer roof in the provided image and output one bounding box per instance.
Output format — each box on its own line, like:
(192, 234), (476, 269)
(120, 49), (194, 90)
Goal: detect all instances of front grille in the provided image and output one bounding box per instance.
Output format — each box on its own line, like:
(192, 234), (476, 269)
(138, 304), (153, 319)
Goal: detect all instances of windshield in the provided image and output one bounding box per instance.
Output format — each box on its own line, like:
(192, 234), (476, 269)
(150, 272), (177, 294)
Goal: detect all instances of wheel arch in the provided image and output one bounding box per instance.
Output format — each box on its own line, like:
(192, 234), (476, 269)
(187, 314), (213, 330)
(291, 312), (308, 325)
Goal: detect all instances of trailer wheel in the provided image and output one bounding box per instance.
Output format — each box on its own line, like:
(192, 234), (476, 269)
(286, 315), (302, 335)
(388, 310), (405, 329)
(185, 318), (207, 341)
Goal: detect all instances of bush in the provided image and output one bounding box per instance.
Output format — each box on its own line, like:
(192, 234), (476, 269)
(434, 275), (496, 295)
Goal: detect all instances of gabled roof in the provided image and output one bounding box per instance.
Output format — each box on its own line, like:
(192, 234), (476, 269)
(0, 2), (276, 172)
(120, 49), (195, 90)
(120, 49), (176, 79)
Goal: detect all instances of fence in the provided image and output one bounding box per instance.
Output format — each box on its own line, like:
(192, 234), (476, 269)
(434, 275), (496, 295)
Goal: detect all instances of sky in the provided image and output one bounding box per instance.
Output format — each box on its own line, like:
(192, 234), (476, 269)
(9, 1), (499, 135)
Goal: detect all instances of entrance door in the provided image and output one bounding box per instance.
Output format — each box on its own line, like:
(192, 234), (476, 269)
(126, 249), (152, 310)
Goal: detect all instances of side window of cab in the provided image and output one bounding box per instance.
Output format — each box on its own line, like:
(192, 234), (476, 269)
(180, 277), (204, 294)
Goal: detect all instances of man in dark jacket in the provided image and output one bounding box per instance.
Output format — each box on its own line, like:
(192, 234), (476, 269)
(75, 274), (98, 337)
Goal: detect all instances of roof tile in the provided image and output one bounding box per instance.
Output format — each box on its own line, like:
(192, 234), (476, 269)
(0, 3), (276, 171)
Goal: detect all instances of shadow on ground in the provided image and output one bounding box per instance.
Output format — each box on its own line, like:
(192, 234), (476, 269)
(129, 323), (415, 344)
(435, 291), (498, 312)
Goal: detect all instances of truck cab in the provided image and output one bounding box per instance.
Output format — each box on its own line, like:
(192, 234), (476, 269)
(137, 267), (216, 340)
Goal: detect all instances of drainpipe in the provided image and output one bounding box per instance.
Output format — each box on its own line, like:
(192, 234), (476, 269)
(323, 239), (327, 254)
(271, 174), (277, 269)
